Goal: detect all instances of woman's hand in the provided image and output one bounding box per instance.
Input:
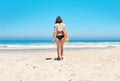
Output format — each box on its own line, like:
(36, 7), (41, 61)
(52, 38), (54, 43)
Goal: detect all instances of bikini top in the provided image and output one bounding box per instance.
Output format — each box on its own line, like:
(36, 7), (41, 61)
(54, 23), (65, 31)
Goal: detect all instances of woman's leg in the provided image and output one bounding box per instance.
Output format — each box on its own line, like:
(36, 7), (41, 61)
(56, 39), (61, 59)
(61, 39), (64, 59)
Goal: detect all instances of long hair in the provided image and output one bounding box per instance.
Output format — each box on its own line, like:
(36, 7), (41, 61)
(55, 16), (63, 24)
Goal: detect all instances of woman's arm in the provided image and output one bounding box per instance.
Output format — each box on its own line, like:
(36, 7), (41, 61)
(63, 27), (69, 42)
(52, 27), (57, 43)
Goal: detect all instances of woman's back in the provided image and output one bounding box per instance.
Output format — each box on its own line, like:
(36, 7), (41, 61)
(54, 23), (65, 32)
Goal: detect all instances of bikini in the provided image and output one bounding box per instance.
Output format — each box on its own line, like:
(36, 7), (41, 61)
(56, 35), (64, 40)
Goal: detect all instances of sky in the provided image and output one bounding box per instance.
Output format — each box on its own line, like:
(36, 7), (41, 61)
(0, 0), (120, 40)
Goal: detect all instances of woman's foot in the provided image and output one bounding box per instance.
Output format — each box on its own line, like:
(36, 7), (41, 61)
(61, 56), (63, 60)
(55, 57), (61, 60)
(59, 57), (63, 60)
(55, 57), (63, 61)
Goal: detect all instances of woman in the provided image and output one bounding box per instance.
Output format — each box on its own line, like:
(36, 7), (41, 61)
(52, 16), (69, 60)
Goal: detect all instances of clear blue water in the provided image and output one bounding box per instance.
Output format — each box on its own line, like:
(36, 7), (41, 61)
(0, 39), (120, 44)
(0, 40), (51, 44)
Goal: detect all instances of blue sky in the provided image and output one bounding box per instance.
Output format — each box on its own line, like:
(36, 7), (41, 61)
(0, 0), (120, 40)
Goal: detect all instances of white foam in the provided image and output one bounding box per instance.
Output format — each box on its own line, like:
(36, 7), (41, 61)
(0, 44), (56, 49)
(0, 42), (120, 50)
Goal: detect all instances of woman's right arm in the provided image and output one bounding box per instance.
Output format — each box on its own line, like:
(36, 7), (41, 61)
(52, 27), (57, 43)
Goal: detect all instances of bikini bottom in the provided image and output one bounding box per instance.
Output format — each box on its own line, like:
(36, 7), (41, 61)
(56, 35), (64, 40)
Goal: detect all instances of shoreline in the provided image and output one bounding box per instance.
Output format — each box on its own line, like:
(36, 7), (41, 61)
(0, 46), (117, 53)
(0, 42), (120, 51)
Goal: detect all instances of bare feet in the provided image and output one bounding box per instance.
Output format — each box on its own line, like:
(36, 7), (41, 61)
(55, 57), (63, 61)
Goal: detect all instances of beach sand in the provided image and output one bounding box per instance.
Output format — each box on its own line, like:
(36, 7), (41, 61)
(0, 48), (120, 81)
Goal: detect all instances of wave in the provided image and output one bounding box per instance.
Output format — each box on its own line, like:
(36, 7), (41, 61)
(0, 44), (55, 49)
(0, 42), (120, 50)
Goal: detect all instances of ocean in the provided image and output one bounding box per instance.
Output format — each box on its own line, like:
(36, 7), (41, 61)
(0, 39), (120, 50)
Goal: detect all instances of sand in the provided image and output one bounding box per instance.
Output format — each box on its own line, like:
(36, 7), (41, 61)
(0, 48), (120, 81)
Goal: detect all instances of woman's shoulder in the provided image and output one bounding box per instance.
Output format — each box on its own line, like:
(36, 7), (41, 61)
(60, 23), (66, 26)
(54, 23), (65, 25)
(60, 23), (66, 28)
(54, 23), (59, 27)
(54, 23), (66, 28)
